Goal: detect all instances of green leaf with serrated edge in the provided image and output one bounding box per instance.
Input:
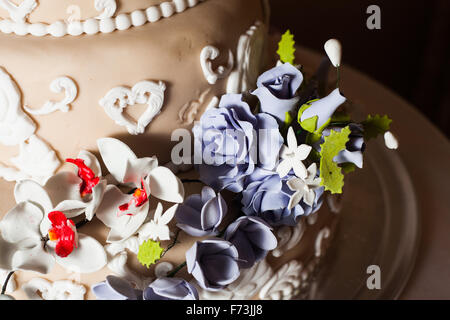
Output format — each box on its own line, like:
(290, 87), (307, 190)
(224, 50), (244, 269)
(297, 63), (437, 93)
(277, 30), (296, 65)
(362, 114), (392, 141)
(137, 240), (164, 268)
(319, 126), (351, 194)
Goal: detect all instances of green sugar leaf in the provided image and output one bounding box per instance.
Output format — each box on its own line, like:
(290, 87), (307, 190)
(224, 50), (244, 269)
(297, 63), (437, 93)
(277, 30), (296, 65)
(362, 114), (392, 141)
(319, 126), (351, 194)
(137, 240), (164, 268)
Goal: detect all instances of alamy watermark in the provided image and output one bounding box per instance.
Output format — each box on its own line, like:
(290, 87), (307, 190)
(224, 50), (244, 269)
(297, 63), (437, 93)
(366, 265), (381, 290)
(170, 125), (283, 167)
(366, 5), (381, 30)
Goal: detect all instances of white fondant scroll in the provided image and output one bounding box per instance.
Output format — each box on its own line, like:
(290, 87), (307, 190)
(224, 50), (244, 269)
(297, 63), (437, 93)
(22, 278), (86, 300)
(259, 260), (303, 300)
(0, 67), (36, 146)
(200, 46), (234, 85)
(99, 80), (166, 135)
(25, 77), (78, 116)
(227, 21), (266, 94)
(0, 0), (36, 23)
(95, 0), (117, 19)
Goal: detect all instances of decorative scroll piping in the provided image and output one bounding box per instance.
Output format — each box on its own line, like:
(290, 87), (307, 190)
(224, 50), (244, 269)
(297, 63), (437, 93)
(200, 46), (234, 85)
(95, 0), (117, 20)
(0, 0), (36, 23)
(179, 89), (218, 125)
(259, 260), (303, 300)
(22, 278), (86, 300)
(0, 66), (61, 184)
(0, 67), (36, 146)
(99, 80), (166, 135)
(0, 0), (209, 37)
(198, 259), (274, 300)
(25, 77), (78, 116)
(272, 220), (305, 258)
(227, 21), (266, 94)
(314, 227), (331, 258)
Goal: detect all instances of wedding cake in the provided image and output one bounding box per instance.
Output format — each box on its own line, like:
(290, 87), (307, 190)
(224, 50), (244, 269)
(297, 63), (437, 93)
(0, 0), (395, 300)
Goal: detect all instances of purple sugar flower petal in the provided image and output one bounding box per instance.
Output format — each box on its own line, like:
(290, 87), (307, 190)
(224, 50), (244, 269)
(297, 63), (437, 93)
(185, 238), (240, 291)
(143, 277), (198, 300)
(175, 186), (227, 237)
(224, 216), (277, 268)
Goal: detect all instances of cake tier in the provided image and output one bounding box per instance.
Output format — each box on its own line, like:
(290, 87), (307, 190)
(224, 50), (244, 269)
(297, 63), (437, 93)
(0, 172), (340, 300)
(0, 0), (268, 183)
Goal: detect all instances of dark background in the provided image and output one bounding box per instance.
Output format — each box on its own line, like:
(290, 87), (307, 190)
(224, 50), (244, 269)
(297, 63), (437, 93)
(269, 0), (450, 137)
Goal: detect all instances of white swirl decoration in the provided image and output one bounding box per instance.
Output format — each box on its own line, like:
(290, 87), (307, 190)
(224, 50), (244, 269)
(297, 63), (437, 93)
(200, 46), (234, 85)
(259, 260), (303, 300)
(99, 80), (166, 135)
(22, 278), (86, 300)
(95, 0), (117, 20)
(25, 77), (78, 116)
(0, 0), (209, 37)
(227, 21), (266, 94)
(0, 67), (36, 146)
(198, 260), (274, 300)
(0, 0), (37, 23)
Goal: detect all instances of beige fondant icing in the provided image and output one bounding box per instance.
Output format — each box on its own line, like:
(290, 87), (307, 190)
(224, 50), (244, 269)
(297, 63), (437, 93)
(0, 0), (265, 168)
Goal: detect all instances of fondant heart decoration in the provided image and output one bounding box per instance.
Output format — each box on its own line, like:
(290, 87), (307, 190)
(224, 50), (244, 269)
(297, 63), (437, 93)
(99, 80), (166, 135)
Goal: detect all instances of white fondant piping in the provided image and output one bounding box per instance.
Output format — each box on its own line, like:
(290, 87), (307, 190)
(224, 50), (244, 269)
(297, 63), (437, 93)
(0, 0), (208, 37)
(200, 46), (234, 85)
(24, 77), (77, 116)
(99, 80), (166, 135)
(95, 0), (117, 20)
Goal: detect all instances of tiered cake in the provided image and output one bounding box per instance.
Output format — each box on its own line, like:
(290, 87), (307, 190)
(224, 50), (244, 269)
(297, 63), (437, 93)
(0, 0), (344, 300)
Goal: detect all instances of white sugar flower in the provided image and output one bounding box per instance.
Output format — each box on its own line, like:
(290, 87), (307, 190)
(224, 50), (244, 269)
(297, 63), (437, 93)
(286, 163), (322, 210)
(138, 202), (178, 242)
(276, 127), (312, 179)
(0, 179), (107, 275)
(95, 138), (184, 243)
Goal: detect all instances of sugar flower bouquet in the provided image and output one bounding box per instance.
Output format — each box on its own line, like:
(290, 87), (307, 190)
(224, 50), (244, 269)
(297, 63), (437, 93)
(0, 32), (396, 300)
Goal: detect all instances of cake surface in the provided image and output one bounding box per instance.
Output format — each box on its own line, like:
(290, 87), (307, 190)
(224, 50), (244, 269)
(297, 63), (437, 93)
(0, 0), (268, 172)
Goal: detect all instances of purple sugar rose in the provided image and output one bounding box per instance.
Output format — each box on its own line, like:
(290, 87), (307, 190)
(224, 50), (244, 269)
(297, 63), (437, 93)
(143, 277), (199, 300)
(252, 63), (304, 122)
(186, 238), (240, 291)
(175, 186), (227, 237)
(193, 94), (283, 192)
(224, 216), (278, 268)
(92, 276), (142, 300)
(241, 168), (324, 227)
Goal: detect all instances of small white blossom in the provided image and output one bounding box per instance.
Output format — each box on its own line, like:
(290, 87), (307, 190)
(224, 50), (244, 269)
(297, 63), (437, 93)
(287, 163), (322, 210)
(276, 127), (312, 179)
